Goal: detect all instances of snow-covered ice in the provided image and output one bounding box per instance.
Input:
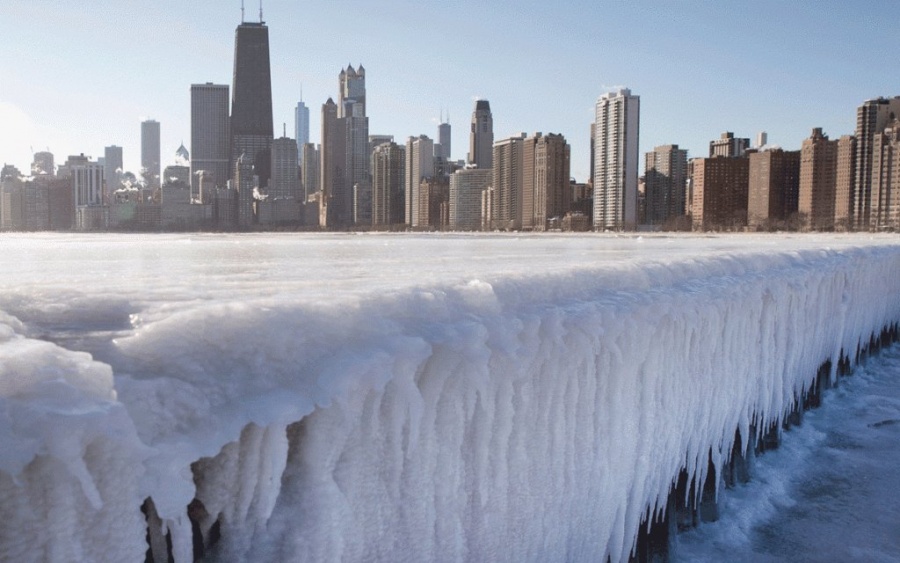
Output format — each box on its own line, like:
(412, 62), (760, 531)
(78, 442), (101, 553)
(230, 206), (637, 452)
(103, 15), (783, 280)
(1, 232), (900, 562)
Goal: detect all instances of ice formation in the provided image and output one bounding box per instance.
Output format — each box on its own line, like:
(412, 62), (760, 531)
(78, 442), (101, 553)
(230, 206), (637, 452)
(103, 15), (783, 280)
(2, 233), (900, 562)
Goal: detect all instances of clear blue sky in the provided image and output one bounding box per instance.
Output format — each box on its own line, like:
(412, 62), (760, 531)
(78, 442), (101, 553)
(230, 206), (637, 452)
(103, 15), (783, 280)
(1, 1), (897, 181)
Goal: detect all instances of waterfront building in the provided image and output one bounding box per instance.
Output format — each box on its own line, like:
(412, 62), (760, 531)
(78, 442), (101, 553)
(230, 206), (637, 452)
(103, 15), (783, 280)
(593, 88), (639, 230)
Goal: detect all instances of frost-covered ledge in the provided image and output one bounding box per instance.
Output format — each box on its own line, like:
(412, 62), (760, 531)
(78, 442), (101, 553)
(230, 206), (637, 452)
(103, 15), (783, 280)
(3, 244), (900, 562)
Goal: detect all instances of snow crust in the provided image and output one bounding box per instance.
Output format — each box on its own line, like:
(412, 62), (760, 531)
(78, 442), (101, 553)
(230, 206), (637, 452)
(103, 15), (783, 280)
(2, 233), (900, 562)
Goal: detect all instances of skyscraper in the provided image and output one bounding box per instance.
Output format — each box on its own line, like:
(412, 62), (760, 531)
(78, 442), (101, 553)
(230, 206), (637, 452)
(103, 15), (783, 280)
(230, 18), (274, 189)
(593, 88), (640, 230)
(104, 146), (123, 195)
(469, 100), (493, 169)
(320, 97), (346, 228)
(405, 135), (434, 227)
(339, 65), (366, 118)
(644, 144), (688, 227)
(295, 100), (310, 164)
(191, 83), (230, 193)
(141, 119), (161, 188)
(854, 97), (900, 229)
(371, 141), (405, 227)
(270, 136), (300, 200)
(437, 119), (451, 160)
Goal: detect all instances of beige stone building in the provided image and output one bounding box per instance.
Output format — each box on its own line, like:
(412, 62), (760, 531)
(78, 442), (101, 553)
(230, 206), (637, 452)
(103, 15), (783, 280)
(522, 133), (570, 231)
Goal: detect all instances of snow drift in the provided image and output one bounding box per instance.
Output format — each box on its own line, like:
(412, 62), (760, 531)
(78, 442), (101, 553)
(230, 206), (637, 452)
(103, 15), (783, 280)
(1, 234), (900, 562)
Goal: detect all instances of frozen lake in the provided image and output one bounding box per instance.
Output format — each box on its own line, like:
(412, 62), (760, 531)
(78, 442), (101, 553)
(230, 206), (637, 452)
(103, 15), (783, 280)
(1, 232), (900, 562)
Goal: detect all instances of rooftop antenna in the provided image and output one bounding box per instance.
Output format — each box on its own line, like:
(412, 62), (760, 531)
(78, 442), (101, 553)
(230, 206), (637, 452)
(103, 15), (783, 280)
(241, 0), (245, 22)
(259, 0), (264, 23)
(300, 83), (303, 102)
(283, 123), (287, 138)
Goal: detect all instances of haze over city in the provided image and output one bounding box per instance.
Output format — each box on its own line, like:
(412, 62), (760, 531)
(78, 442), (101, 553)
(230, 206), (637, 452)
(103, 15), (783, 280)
(1, 0), (897, 179)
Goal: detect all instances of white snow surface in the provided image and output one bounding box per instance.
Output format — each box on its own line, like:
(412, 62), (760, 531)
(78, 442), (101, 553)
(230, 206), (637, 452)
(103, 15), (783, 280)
(1, 232), (900, 562)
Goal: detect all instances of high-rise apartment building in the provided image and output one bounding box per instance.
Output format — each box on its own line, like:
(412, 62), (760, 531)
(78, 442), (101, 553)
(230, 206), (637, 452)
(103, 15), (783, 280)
(405, 135), (434, 227)
(191, 83), (230, 193)
(835, 135), (857, 230)
(141, 120), (161, 188)
(798, 128), (838, 231)
(709, 132), (750, 158)
(270, 136), (300, 200)
(295, 101), (309, 164)
(469, 100), (493, 169)
(230, 19), (273, 189)
(690, 156), (750, 231)
(854, 97), (900, 229)
(747, 149), (800, 230)
(450, 167), (491, 230)
(522, 133), (571, 231)
(870, 121), (900, 230)
(371, 141), (405, 227)
(593, 88), (640, 230)
(491, 134), (526, 230)
(644, 144), (688, 227)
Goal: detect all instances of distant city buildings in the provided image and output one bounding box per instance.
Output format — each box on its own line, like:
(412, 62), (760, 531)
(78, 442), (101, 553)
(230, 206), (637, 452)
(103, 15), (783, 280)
(593, 88), (639, 230)
(5, 13), (900, 236)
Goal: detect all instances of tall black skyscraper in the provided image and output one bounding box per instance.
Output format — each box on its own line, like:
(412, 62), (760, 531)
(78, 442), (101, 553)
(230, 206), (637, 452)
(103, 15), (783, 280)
(230, 18), (273, 188)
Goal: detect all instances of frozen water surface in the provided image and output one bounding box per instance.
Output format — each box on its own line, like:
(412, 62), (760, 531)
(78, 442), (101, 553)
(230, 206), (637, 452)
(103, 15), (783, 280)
(1, 232), (900, 562)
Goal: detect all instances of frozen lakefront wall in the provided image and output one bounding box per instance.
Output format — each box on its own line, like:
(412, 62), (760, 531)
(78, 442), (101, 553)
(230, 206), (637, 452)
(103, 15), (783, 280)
(2, 235), (900, 562)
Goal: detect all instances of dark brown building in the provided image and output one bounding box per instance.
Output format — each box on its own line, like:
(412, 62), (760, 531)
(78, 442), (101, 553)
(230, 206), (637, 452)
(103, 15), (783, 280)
(690, 156), (750, 231)
(798, 128), (838, 230)
(747, 149), (800, 230)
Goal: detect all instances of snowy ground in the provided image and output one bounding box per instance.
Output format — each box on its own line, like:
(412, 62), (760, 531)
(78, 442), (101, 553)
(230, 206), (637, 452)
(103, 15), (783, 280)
(1, 232), (900, 562)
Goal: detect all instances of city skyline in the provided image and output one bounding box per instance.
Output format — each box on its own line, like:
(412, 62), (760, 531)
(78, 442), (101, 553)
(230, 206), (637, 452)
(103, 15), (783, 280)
(1, 1), (897, 182)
